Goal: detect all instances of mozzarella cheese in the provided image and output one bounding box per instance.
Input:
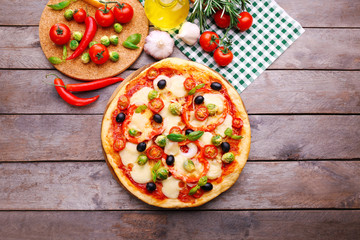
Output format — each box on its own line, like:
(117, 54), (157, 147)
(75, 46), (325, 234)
(173, 154), (204, 176)
(164, 140), (180, 155)
(160, 105), (182, 135)
(130, 162), (152, 184)
(203, 93), (225, 113)
(161, 176), (181, 199)
(199, 132), (213, 146)
(130, 87), (153, 105)
(119, 142), (139, 166)
(168, 75), (187, 98)
(153, 75), (171, 91)
(214, 114), (233, 137)
(206, 160), (222, 180)
(127, 110), (153, 136)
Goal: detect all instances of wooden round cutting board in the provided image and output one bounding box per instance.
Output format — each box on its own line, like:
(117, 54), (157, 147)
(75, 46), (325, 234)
(39, 0), (149, 80)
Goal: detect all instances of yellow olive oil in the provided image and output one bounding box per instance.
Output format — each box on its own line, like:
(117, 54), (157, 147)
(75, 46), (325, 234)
(144, 0), (189, 30)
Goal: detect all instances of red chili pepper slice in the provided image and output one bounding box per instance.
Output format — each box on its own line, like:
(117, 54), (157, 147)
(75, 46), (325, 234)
(232, 117), (244, 129)
(147, 68), (159, 80)
(195, 106), (209, 121)
(64, 77), (123, 91)
(54, 78), (99, 106)
(113, 136), (126, 151)
(118, 95), (130, 110)
(146, 145), (164, 159)
(203, 145), (218, 159)
(148, 98), (164, 113)
(67, 16), (97, 60)
(169, 126), (182, 135)
(183, 77), (196, 90)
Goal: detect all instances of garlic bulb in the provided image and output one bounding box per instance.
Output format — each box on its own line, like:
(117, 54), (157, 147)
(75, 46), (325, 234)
(144, 30), (174, 60)
(177, 22), (200, 46)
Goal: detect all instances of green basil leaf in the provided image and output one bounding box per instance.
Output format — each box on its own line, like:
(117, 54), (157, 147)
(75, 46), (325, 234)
(135, 105), (147, 113)
(231, 135), (244, 140)
(224, 128), (233, 137)
(47, 0), (71, 10)
(187, 131), (204, 141)
(125, 33), (141, 45)
(151, 170), (156, 183)
(123, 41), (139, 49)
(152, 160), (162, 172)
(197, 176), (207, 187)
(188, 185), (200, 195)
(167, 133), (187, 142)
(188, 83), (205, 95)
(48, 57), (64, 65)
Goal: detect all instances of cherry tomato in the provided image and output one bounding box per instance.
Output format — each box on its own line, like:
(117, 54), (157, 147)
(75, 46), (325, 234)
(199, 31), (219, 52)
(195, 106), (209, 121)
(184, 78), (196, 90)
(95, 6), (115, 27)
(73, 8), (86, 23)
(147, 68), (159, 80)
(214, 10), (231, 29)
(113, 2), (134, 24)
(49, 23), (71, 45)
(237, 12), (253, 32)
(89, 44), (109, 65)
(113, 136), (126, 151)
(146, 145), (163, 159)
(118, 95), (130, 110)
(213, 47), (233, 67)
(169, 126), (182, 135)
(203, 145), (218, 159)
(148, 98), (164, 113)
(232, 117), (244, 129)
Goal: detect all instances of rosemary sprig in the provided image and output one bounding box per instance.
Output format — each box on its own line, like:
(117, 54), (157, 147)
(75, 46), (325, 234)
(189, 0), (251, 32)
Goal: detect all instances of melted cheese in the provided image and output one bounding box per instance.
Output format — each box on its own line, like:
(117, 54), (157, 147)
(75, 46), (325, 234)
(203, 93), (225, 113)
(130, 87), (153, 105)
(130, 162), (152, 184)
(206, 160), (222, 180)
(128, 110), (152, 135)
(164, 140), (180, 155)
(153, 75), (171, 91)
(214, 114), (233, 137)
(119, 142), (139, 166)
(168, 75), (187, 98)
(160, 105), (182, 135)
(199, 132), (213, 146)
(161, 176), (181, 199)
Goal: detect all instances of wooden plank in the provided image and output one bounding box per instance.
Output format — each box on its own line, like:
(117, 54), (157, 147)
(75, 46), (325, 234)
(1, 0), (359, 27)
(0, 210), (359, 240)
(1, 27), (360, 70)
(0, 115), (359, 161)
(1, 70), (359, 114)
(276, 0), (360, 28)
(0, 161), (359, 210)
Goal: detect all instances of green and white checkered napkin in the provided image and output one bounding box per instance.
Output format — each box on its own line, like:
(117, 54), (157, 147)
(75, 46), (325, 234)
(139, 0), (305, 93)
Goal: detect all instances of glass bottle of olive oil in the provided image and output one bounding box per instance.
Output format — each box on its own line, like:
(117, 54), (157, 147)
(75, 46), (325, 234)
(144, 0), (189, 31)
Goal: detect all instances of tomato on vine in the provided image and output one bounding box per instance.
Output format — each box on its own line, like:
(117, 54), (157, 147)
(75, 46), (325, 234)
(237, 12), (253, 31)
(89, 44), (109, 65)
(95, 6), (115, 27)
(213, 10), (231, 29)
(199, 31), (219, 52)
(113, 2), (134, 24)
(213, 47), (233, 67)
(49, 23), (71, 45)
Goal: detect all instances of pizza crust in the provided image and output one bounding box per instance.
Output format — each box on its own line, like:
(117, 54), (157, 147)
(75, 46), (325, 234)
(101, 58), (251, 208)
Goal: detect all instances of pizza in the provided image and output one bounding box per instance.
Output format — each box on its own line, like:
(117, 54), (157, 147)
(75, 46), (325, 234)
(101, 58), (251, 208)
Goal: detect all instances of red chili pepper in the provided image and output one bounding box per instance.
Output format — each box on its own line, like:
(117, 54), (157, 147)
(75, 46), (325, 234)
(67, 16), (97, 60)
(54, 78), (99, 106)
(64, 77), (123, 91)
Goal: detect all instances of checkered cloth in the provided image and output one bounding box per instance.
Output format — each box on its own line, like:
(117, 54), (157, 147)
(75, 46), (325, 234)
(139, 0), (304, 93)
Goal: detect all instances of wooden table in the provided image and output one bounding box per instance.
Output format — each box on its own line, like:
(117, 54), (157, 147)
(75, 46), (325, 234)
(1, 0), (359, 239)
